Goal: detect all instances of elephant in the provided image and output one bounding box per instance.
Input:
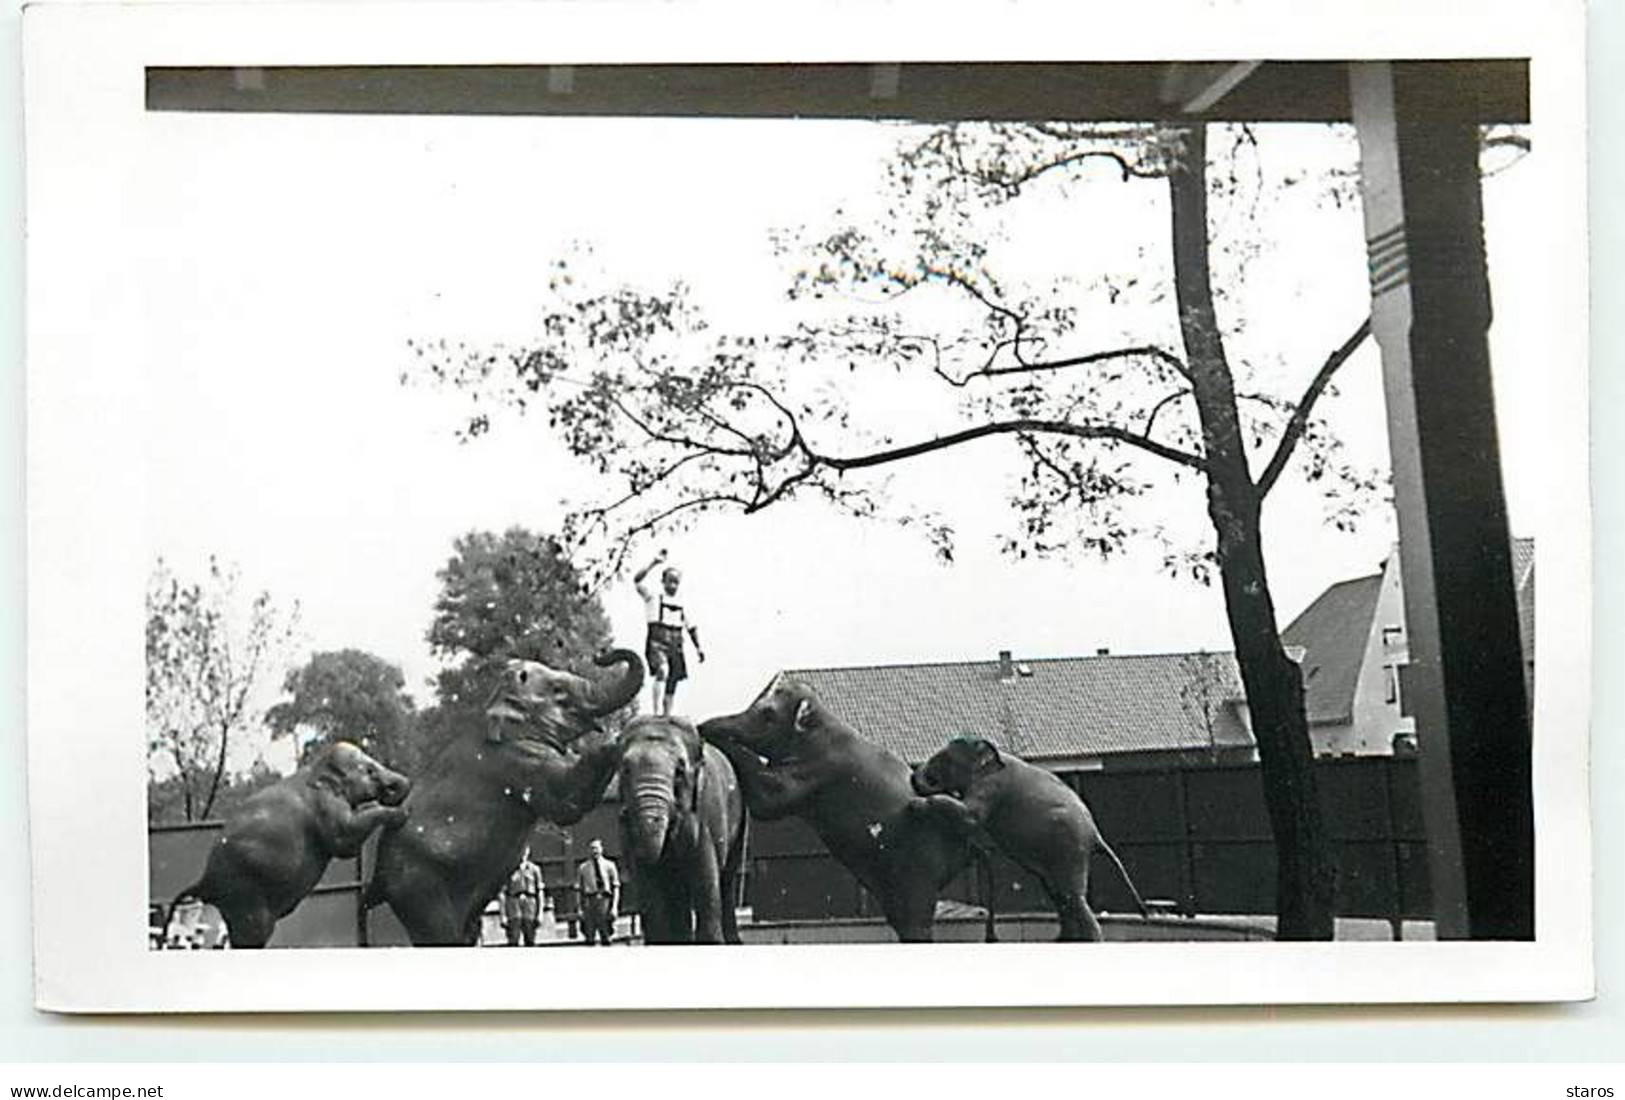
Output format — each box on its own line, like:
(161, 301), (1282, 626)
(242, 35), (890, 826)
(699, 678), (995, 943)
(910, 736), (1149, 942)
(366, 648), (643, 946)
(616, 714), (747, 944)
(164, 740), (411, 948)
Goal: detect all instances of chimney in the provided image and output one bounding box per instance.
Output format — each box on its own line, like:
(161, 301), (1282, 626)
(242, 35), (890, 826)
(1096, 646), (1110, 656)
(998, 649), (1014, 680)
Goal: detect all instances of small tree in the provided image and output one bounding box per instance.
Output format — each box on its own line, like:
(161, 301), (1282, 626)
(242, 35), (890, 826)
(426, 528), (614, 724)
(1177, 649), (1239, 761)
(146, 557), (299, 822)
(267, 649), (420, 773)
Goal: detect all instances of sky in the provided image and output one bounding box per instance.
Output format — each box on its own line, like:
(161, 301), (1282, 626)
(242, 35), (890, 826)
(136, 109), (1547, 775)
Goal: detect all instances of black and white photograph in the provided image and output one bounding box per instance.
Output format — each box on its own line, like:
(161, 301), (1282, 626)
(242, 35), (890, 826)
(23, 2), (1591, 1011)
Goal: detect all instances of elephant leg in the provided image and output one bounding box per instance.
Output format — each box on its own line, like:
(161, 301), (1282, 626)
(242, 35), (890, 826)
(669, 875), (696, 944)
(718, 873), (742, 945)
(1046, 868), (1101, 943)
(639, 870), (673, 945)
(220, 900), (274, 949)
(886, 880), (939, 943)
(691, 840), (726, 945)
(717, 848), (743, 946)
(719, 820), (746, 945)
(394, 886), (469, 947)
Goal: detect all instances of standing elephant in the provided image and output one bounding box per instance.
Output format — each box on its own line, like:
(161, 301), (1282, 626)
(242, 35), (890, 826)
(165, 741), (411, 948)
(699, 678), (995, 943)
(911, 736), (1149, 942)
(616, 715), (746, 944)
(366, 648), (643, 946)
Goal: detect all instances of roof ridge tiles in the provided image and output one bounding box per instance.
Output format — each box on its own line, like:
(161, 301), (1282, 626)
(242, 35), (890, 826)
(783, 649), (1241, 677)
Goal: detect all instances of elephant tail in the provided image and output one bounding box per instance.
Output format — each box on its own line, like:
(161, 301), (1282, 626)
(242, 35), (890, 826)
(1096, 836), (1150, 919)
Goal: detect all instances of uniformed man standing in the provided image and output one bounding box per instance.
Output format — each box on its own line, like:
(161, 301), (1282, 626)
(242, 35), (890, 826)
(501, 847), (545, 947)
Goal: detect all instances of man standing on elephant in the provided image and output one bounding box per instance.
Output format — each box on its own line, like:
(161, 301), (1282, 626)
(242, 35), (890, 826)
(501, 847), (544, 947)
(634, 549), (705, 716)
(574, 838), (620, 946)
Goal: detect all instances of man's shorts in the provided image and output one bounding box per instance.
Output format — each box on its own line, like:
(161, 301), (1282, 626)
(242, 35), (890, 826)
(645, 624), (688, 685)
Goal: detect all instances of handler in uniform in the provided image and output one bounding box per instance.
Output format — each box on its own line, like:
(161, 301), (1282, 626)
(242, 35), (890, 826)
(501, 848), (544, 947)
(574, 838), (620, 946)
(634, 549), (705, 716)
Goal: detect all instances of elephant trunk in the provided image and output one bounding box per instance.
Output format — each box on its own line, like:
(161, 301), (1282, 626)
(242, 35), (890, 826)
(584, 648), (645, 718)
(626, 774), (675, 863)
(632, 803), (671, 864)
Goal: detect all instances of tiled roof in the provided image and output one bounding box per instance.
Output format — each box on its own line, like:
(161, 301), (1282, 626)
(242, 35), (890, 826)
(781, 651), (1251, 765)
(782, 541), (1534, 765)
(1281, 573), (1383, 727)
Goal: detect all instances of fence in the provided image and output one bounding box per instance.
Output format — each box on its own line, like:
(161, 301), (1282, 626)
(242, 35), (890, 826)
(147, 755), (1430, 945)
(741, 756), (1432, 927)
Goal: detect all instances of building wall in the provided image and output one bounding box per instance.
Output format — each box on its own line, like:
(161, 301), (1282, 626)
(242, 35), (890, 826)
(1314, 549), (1416, 756)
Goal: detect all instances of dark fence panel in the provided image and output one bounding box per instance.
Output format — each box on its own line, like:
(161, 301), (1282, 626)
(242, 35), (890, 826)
(150, 756), (1432, 942)
(1074, 756), (1426, 921)
(744, 756), (1430, 926)
(750, 853), (865, 921)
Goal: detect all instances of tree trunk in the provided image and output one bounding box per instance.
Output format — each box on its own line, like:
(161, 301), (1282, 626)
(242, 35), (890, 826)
(1167, 122), (1336, 940)
(169, 740), (195, 822)
(202, 719), (231, 820)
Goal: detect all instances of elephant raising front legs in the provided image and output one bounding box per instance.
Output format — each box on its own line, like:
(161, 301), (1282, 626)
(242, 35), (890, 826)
(367, 649), (644, 946)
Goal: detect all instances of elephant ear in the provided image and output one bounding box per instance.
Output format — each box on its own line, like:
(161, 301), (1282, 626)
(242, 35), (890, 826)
(307, 743), (352, 802)
(793, 698), (817, 733)
(688, 737), (705, 814)
(973, 738), (1004, 774)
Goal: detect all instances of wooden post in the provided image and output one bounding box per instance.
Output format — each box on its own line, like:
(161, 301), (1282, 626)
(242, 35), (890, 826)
(1348, 62), (1534, 939)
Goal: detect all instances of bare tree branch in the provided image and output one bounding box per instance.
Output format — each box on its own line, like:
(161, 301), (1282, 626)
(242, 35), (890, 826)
(1256, 316), (1373, 497)
(608, 392), (755, 458)
(811, 417), (1205, 473)
(1142, 386), (1193, 437)
(939, 344), (1192, 387)
(603, 492), (754, 577)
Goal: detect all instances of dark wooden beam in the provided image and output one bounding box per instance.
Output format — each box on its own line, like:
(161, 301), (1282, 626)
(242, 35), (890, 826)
(146, 60), (1528, 124)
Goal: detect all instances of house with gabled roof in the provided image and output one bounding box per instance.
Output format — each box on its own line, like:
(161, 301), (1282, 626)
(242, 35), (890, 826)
(776, 539), (1534, 769)
(1283, 537), (1534, 757)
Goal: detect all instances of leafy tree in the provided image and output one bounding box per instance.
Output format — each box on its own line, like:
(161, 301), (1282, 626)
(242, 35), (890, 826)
(410, 121), (1518, 937)
(426, 528), (614, 726)
(146, 557), (300, 822)
(266, 649), (420, 773)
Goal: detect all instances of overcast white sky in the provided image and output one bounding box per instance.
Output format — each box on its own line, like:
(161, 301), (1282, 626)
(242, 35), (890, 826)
(137, 110), (1545, 773)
